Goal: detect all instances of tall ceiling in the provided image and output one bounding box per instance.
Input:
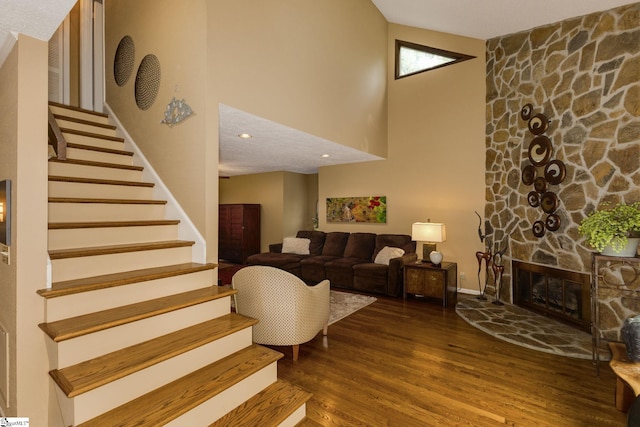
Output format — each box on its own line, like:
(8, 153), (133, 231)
(1, 0), (636, 176)
(371, 0), (638, 40)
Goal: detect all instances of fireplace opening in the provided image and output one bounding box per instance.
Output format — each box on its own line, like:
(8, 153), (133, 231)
(512, 261), (591, 332)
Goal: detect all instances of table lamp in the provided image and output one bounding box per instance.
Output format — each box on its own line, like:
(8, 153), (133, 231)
(412, 221), (446, 266)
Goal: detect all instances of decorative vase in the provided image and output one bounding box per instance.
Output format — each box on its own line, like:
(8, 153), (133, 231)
(601, 238), (640, 258)
(622, 315), (640, 361)
(429, 251), (443, 265)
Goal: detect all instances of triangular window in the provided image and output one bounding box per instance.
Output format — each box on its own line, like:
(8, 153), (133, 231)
(395, 39), (475, 80)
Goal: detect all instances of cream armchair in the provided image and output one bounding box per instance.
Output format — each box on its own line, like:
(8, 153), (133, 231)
(232, 265), (330, 361)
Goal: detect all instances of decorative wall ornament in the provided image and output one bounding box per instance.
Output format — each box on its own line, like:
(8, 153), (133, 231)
(161, 97), (194, 127)
(520, 104), (565, 237)
(135, 54), (161, 111)
(326, 196), (386, 223)
(114, 35), (135, 87)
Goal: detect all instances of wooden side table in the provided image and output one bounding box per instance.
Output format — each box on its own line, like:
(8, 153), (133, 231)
(404, 261), (457, 307)
(609, 342), (640, 411)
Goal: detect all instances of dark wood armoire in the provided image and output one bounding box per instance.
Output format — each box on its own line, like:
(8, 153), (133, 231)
(218, 204), (261, 264)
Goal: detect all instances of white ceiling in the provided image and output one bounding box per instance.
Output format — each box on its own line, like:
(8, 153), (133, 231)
(371, 0), (638, 40)
(1, 0), (636, 177)
(219, 105), (383, 177)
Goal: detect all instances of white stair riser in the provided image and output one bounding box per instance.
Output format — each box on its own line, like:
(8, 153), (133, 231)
(48, 224), (179, 250)
(169, 363), (279, 427)
(49, 202), (165, 223)
(49, 162), (143, 182)
(64, 329), (253, 425)
(45, 270), (214, 323)
(56, 119), (117, 137)
(66, 146), (133, 166)
(277, 404), (308, 427)
(50, 106), (111, 125)
(63, 132), (124, 151)
(49, 181), (154, 200)
(49, 297), (231, 369)
(51, 246), (193, 282)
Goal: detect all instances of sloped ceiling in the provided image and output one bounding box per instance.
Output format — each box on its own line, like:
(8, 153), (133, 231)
(371, 0), (638, 40)
(0, 0), (77, 65)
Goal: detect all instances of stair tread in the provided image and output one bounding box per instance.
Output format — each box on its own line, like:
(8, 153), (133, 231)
(77, 344), (283, 427)
(49, 157), (143, 172)
(39, 286), (235, 342)
(49, 175), (155, 188)
(37, 262), (216, 298)
(53, 113), (117, 130)
(49, 101), (109, 119)
(67, 142), (133, 156)
(49, 219), (180, 230)
(210, 380), (312, 427)
(51, 313), (258, 397)
(60, 127), (125, 143)
(49, 240), (195, 260)
(49, 196), (165, 204)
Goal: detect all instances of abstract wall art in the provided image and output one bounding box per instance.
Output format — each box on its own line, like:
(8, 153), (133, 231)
(326, 196), (386, 223)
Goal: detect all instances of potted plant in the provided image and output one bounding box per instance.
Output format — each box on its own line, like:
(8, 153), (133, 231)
(578, 201), (640, 257)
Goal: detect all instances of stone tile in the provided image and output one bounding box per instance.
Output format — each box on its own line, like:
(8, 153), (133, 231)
(456, 295), (597, 360)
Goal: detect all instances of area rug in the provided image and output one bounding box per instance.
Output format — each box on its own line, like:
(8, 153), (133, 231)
(455, 295), (599, 360)
(329, 290), (377, 325)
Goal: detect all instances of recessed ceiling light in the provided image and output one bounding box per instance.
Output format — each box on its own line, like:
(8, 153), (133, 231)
(238, 133), (252, 139)
(321, 154), (330, 158)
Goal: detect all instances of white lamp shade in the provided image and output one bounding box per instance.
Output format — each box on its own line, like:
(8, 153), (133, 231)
(411, 222), (446, 243)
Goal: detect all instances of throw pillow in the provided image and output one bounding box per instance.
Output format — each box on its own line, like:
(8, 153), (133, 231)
(374, 246), (405, 265)
(282, 237), (311, 255)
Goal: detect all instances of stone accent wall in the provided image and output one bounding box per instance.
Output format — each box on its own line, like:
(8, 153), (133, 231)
(485, 3), (640, 303)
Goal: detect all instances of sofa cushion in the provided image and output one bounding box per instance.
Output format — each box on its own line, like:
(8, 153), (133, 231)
(296, 230), (326, 256)
(374, 246), (405, 265)
(353, 263), (389, 294)
(300, 255), (340, 283)
(282, 237), (310, 255)
(325, 257), (369, 289)
(372, 234), (414, 260)
(321, 232), (350, 257)
(246, 252), (306, 269)
(343, 233), (376, 261)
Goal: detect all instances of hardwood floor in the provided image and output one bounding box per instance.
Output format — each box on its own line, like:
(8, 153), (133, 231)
(274, 295), (627, 426)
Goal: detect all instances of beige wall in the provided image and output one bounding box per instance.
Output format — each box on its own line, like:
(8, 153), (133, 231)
(319, 24), (487, 292)
(220, 172), (284, 251)
(104, 0), (210, 238)
(0, 35), (50, 424)
(219, 172), (319, 251)
(207, 0), (389, 158)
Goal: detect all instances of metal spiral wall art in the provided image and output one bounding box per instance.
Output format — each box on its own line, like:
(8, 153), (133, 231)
(520, 104), (566, 238)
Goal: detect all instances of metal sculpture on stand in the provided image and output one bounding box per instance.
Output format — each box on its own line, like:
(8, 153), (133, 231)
(474, 211), (491, 300)
(491, 243), (508, 305)
(475, 245), (492, 300)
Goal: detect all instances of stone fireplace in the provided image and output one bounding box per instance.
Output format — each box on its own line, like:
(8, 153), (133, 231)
(484, 3), (640, 305)
(512, 261), (591, 332)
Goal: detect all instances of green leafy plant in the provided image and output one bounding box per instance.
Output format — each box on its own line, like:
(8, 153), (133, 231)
(578, 202), (640, 252)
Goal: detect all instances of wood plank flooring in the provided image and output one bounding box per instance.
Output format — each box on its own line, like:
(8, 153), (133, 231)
(274, 295), (627, 426)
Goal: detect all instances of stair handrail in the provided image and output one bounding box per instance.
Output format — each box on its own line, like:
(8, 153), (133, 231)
(48, 107), (67, 160)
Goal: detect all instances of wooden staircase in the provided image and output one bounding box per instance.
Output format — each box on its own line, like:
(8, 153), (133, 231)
(38, 102), (311, 426)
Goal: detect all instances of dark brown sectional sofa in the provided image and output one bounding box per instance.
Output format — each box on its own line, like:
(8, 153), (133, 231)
(245, 230), (417, 297)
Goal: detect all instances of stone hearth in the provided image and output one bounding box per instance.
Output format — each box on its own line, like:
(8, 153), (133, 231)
(456, 295), (597, 360)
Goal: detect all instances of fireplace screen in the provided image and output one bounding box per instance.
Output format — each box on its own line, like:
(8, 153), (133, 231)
(513, 261), (591, 332)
